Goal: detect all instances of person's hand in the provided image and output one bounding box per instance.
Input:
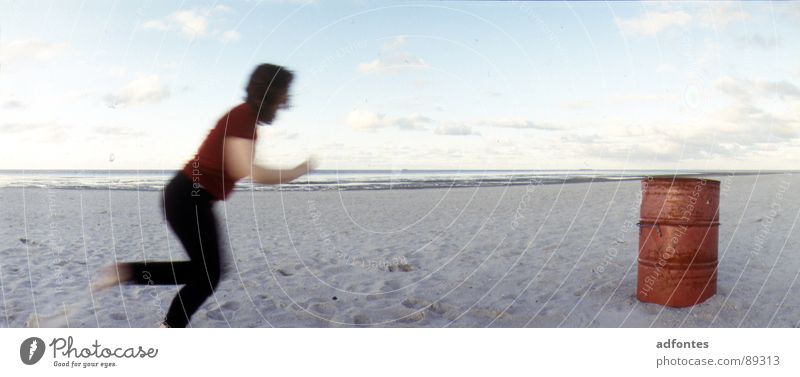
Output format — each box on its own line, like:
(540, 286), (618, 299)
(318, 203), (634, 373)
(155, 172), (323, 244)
(292, 157), (319, 178)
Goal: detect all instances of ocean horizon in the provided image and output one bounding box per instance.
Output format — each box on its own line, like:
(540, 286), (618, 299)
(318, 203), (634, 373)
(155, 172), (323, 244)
(0, 169), (792, 192)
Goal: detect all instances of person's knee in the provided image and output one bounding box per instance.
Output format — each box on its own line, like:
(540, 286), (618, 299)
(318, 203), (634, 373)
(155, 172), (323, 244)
(209, 268), (222, 289)
(195, 264), (222, 291)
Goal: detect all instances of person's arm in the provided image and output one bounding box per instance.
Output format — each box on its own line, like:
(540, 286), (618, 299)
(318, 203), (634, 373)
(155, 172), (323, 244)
(223, 136), (315, 185)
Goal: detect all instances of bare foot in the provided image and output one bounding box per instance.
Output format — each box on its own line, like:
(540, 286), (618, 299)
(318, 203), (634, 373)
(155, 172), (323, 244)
(91, 263), (133, 292)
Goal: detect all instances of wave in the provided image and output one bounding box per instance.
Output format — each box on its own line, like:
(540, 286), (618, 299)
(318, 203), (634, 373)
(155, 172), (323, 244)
(0, 170), (786, 192)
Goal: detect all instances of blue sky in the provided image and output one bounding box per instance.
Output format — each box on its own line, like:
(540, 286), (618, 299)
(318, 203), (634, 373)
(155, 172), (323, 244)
(1, 0), (798, 170)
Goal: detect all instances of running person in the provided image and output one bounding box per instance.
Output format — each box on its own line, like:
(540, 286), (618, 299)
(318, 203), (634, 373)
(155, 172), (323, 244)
(94, 63), (316, 327)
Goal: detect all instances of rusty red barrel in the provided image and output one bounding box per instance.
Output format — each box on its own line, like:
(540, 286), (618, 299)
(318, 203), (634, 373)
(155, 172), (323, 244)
(637, 177), (720, 307)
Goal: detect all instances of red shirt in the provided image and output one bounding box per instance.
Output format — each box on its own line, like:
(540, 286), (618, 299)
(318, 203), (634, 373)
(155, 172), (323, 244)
(182, 103), (259, 201)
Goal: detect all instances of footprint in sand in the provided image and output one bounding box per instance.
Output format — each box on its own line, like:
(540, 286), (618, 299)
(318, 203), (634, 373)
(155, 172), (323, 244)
(382, 280), (404, 291)
(388, 263), (415, 272)
(353, 314), (371, 325)
(109, 312), (128, 321)
(206, 301), (241, 321)
(220, 301), (240, 311)
(308, 302), (336, 317)
(428, 302), (449, 315)
(401, 297), (428, 309)
(397, 311), (426, 324)
(206, 309), (226, 321)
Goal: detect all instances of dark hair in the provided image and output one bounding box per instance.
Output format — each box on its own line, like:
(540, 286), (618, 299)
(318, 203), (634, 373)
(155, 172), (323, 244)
(245, 63), (294, 122)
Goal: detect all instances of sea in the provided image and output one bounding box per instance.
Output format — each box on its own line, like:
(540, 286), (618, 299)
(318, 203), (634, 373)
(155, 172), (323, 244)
(0, 169), (780, 192)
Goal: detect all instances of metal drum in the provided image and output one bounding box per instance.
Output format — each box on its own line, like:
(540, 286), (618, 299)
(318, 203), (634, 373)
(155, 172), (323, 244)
(637, 177), (720, 307)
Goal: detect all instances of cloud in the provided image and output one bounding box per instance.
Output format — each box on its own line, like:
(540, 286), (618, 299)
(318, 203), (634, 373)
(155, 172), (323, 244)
(718, 103), (798, 141)
(344, 109), (432, 131)
(578, 78), (799, 162)
(212, 4), (234, 13)
(0, 39), (68, 64)
(616, 10), (691, 36)
(715, 76), (800, 101)
(0, 121), (68, 143)
(610, 93), (678, 103)
(357, 53), (429, 74)
(92, 126), (146, 137)
(478, 119), (561, 130)
(345, 109), (387, 130)
(1, 99), (25, 109)
(264, 129), (299, 140)
(736, 34), (780, 49)
(759, 81), (800, 99)
(220, 30), (241, 42)
(617, 5), (751, 36)
(715, 76), (750, 100)
(434, 125), (480, 136)
(171, 10), (209, 37)
(562, 93), (677, 110)
(393, 115), (432, 130)
(698, 3), (750, 26)
(657, 63), (676, 73)
(142, 6), (234, 39)
(383, 36), (407, 50)
(561, 100), (592, 111)
(0, 122), (51, 133)
(104, 74), (170, 107)
(142, 20), (169, 31)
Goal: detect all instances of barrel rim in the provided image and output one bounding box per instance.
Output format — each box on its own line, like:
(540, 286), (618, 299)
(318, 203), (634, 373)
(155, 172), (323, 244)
(638, 220), (720, 226)
(643, 176), (721, 184)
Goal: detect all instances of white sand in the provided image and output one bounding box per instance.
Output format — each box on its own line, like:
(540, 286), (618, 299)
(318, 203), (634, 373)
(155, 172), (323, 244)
(0, 173), (798, 327)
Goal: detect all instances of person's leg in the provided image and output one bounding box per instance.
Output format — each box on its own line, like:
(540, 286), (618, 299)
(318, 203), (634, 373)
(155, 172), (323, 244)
(123, 261), (194, 285)
(161, 192), (222, 328)
(93, 173), (201, 290)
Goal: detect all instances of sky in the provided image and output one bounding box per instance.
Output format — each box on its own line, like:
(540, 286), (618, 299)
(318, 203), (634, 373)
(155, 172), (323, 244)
(0, 0), (798, 170)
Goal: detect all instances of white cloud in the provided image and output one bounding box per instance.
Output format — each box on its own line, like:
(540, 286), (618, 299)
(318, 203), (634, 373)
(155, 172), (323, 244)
(610, 93), (678, 103)
(213, 4), (234, 13)
(736, 34), (779, 49)
(142, 6), (234, 39)
(698, 3), (750, 26)
(1, 99), (25, 109)
(171, 10), (209, 37)
(345, 109), (387, 130)
(92, 126), (146, 137)
(357, 53), (429, 74)
(573, 76), (800, 162)
(0, 121), (51, 133)
(715, 76), (750, 100)
(220, 30), (241, 42)
(262, 128), (299, 140)
(0, 121), (69, 143)
(657, 63), (676, 73)
(0, 39), (68, 64)
(478, 119), (560, 130)
(142, 20), (169, 31)
(434, 124), (480, 136)
(715, 76), (800, 101)
(383, 36), (407, 50)
(108, 66), (129, 76)
(393, 114), (432, 130)
(616, 5), (751, 36)
(104, 74), (170, 107)
(561, 100), (592, 110)
(344, 109), (432, 131)
(616, 11), (691, 36)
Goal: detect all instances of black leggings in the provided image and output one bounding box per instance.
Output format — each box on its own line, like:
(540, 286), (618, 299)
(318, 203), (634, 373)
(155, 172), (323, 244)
(122, 172), (222, 328)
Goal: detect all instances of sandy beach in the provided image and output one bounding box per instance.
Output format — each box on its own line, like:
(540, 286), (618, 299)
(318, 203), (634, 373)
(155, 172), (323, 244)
(0, 172), (797, 328)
